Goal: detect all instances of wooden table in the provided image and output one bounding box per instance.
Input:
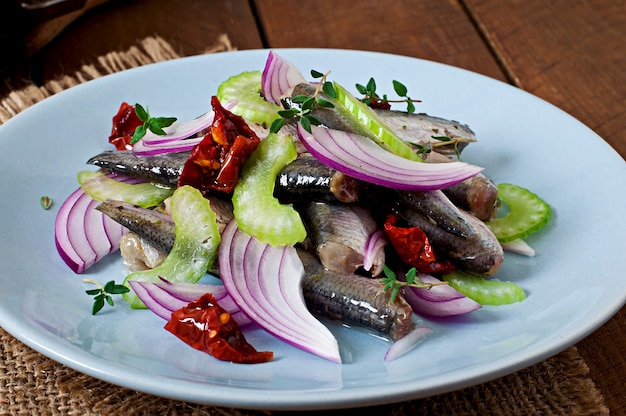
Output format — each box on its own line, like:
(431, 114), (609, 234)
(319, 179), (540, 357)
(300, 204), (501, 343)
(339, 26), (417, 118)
(4, 0), (625, 413)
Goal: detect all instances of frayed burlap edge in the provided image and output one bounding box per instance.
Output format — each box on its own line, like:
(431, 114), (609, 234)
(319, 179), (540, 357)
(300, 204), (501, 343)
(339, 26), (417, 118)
(0, 34), (610, 416)
(0, 33), (234, 125)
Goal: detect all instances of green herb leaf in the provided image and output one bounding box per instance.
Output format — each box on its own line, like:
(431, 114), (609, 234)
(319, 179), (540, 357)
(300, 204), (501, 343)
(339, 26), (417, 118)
(40, 196), (52, 210)
(269, 118), (285, 134)
(134, 103), (149, 121)
(83, 279), (129, 315)
(291, 94), (309, 104)
(311, 69), (324, 78)
(392, 80), (408, 97)
(322, 82), (337, 98)
(130, 104), (177, 145)
(300, 115), (312, 133)
(316, 98), (335, 108)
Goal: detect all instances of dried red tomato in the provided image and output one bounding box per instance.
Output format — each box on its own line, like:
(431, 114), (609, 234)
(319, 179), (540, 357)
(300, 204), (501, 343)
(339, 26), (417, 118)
(108, 102), (143, 150)
(383, 214), (455, 274)
(178, 96), (260, 194)
(164, 293), (273, 364)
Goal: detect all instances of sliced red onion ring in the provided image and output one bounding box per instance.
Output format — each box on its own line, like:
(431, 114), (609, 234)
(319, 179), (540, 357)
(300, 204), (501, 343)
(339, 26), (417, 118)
(129, 278), (252, 326)
(219, 219), (341, 363)
(297, 123), (484, 191)
(363, 229), (388, 272)
(55, 179), (136, 273)
(261, 50), (307, 105)
(384, 326), (433, 362)
(132, 111), (214, 156)
(402, 274), (481, 317)
(501, 238), (536, 257)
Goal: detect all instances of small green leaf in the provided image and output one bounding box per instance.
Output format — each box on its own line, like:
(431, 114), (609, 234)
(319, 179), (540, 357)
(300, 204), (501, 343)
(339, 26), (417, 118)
(109, 285), (130, 295)
(92, 296), (105, 315)
(301, 97), (316, 112)
(322, 82), (336, 98)
(407, 100), (416, 114)
(135, 103), (149, 121)
(355, 83), (367, 95)
(105, 296), (115, 307)
(278, 108), (299, 119)
(131, 125), (147, 144)
(316, 98), (335, 108)
(366, 77), (377, 93)
(269, 118), (285, 134)
(393, 80), (408, 97)
(40, 196), (53, 210)
(291, 94), (309, 104)
(300, 116), (312, 133)
(85, 289), (101, 296)
(305, 114), (322, 126)
(103, 280), (115, 293)
(431, 135), (452, 142)
(311, 69), (324, 78)
(148, 122), (167, 136)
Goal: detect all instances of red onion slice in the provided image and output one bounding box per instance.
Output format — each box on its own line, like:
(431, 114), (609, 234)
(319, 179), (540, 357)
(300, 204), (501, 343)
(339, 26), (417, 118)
(55, 186), (126, 273)
(297, 124), (484, 191)
(363, 229), (388, 272)
(219, 219), (341, 363)
(384, 326), (433, 362)
(261, 50), (307, 105)
(129, 279), (252, 326)
(402, 274), (481, 317)
(132, 111), (214, 156)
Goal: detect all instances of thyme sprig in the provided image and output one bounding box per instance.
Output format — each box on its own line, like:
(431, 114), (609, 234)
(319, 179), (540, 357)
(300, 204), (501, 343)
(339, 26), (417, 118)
(269, 69), (336, 134)
(382, 265), (448, 304)
(355, 78), (421, 113)
(83, 279), (130, 315)
(130, 103), (177, 144)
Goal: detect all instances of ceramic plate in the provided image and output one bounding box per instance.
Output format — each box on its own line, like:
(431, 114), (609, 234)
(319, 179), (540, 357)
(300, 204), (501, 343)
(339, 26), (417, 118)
(0, 49), (624, 410)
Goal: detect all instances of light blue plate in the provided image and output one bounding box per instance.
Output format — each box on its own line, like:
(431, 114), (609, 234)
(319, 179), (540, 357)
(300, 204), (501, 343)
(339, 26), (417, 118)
(0, 49), (624, 410)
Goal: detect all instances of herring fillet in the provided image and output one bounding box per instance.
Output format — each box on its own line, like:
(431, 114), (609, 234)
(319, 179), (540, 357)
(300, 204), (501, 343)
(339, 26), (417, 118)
(297, 249), (414, 341)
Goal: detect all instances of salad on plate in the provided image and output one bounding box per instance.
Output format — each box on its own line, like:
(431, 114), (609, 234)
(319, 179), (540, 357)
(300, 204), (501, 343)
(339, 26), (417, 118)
(54, 50), (551, 365)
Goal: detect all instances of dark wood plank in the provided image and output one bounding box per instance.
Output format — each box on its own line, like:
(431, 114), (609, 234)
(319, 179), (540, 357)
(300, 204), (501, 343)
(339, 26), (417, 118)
(19, 0), (264, 84)
(253, 0), (506, 81)
(465, 0), (626, 158)
(463, 1), (626, 413)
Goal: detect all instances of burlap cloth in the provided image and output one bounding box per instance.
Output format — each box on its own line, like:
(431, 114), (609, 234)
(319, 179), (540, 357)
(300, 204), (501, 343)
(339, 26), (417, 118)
(0, 36), (610, 416)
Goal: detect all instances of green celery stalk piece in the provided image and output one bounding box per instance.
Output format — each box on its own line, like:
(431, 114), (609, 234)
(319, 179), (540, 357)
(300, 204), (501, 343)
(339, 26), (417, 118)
(78, 170), (174, 208)
(123, 185), (221, 308)
(486, 183), (551, 243)
(232, 132), (306, 246)
(442, 270), (526, 306)
(216, 70), (282, 127)
(332, 81), (423, 162)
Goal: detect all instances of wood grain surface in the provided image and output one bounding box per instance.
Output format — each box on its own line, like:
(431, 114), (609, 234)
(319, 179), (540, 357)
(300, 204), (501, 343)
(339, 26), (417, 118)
(2, 0), (624, 414)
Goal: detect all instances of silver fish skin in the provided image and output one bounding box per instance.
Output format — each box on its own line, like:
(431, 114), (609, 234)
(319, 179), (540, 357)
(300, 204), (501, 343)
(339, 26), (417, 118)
(274, 155), (360, 204)
(302, 201), (384, 276)
(371, 108), (476, 155)
(96, 199), (176, 253)
(425, 151), (500, 221)
(297, 249), (414, 341)
(288, 83), (474, 155)
(390, 190), (504, 276)
(87, 150), (189, 186)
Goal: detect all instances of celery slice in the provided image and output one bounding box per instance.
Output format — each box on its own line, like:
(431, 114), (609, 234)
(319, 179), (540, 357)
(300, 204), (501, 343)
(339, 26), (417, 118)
(123, 185), (221, 308)
(486, 183), (551, 243)
(216, 71), (282, 127)
(332, 82), (423, 162)
(442, 270), (526, 306)
(232, 132), (306, 246)
(78, 170), (174, 208)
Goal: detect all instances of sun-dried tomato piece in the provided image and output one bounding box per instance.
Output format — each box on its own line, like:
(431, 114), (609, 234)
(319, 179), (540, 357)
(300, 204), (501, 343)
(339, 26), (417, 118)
(383, 214), (455, 274)
(108, 102), (143, 150)
(164, 293), (273, 364)
(178, 96), (260, 194)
